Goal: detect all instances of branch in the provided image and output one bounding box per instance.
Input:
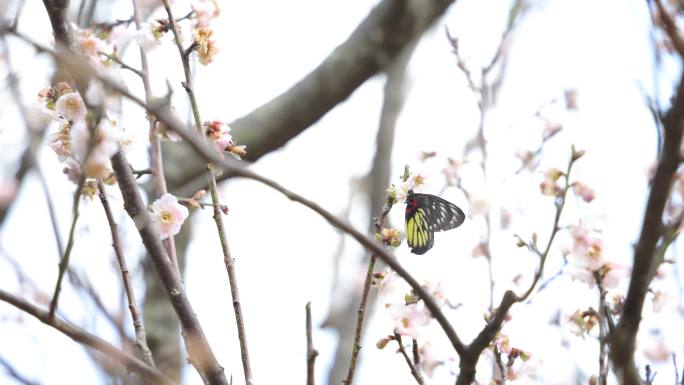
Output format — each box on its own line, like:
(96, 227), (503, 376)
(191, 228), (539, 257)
(173, 0), (456, 193)
(306, 302), (318, 385)
(609, 67), (684, 385)
(0, 289), (176, 385)
(48, 176), (85, 319)
(654, 0), (684, 58)
(393, 333), (426, 385)
(110, 150), (229, 385)
(97, 182), (155, 367)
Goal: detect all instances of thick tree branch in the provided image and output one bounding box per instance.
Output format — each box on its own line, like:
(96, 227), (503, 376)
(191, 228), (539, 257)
(0, 289), (176, 385)
(609, 69), (684, 385)
(110, 150), (229, 385)
(172, 0), (456, 193)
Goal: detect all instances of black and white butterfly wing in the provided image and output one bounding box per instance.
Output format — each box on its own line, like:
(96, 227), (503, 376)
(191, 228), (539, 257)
(405, 192), (464, 254)
(413, 193), (465, 232)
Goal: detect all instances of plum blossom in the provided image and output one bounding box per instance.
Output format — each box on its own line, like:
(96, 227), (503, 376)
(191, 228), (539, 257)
(566, 226), (630, 289)
(572, 181), (596, 202)
(49, 121), (73, 161)
(192, 0), (220, 27)
(375, 270), (399, 299)
(442, 157), (461, 185)
(135, 22), (163, 52)
(539, 168), (563, 197)
(418, 343), (441, 378)
(423, 281), (447, 308)
(55, 92), (87, 121)
(151, 193), (189, 239)
(204, 120), (233, 151)
(377, 227), (401, 247)
(387, 303), (430, 339)
(194, 27), (219, 65)
(568, 226), (604, 271)
(388, 171), (428, 203)
(70, 118), (123, 178)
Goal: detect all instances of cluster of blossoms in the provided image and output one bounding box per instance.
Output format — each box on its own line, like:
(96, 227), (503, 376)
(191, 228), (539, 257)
(134, 0), (219, 65)
(565, 226), (630, 289)
(372, 271), (449, 377)
(489, 332), (536, 382)
(40, 83), (191, 238)
(40, 83), (124, 187)
(386, 170), (426, 204)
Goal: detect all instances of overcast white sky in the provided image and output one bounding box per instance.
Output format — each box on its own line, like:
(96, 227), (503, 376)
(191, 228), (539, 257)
(1, 0), (682, 384)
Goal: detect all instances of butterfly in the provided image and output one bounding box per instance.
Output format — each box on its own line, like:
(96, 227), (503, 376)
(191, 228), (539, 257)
(405, 191), (465, 254)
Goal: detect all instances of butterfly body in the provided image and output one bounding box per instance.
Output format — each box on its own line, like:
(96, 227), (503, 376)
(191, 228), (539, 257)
(405, 191), (465, 254)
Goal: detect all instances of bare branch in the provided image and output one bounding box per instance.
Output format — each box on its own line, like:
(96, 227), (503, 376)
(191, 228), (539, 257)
(98, 181), (156, 367)
(306, 302), (318, 385)
(110, 150), (229, 385)
(0, 289), (177, 385)
(393, 333), (425, 385)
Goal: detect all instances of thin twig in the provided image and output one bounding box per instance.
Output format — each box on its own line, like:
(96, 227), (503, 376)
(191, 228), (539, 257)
(98, 51), (143, 78)
(161, 1), (254, 382)
(595, 273), (609, 385)
(412, 339), (420, 369)
(0, 289), (177, 385)
(98, 181), (155, 367)
(130, 0), (181, 276)
(673, 354), (680, 385)
(306, 302), (318, 385)
(494, 346), (506, 384)
(393, 333), (425, 385)
(344, 196), (395, 385)
(0, 356), (39, 385)
(48, 176), (85, 319)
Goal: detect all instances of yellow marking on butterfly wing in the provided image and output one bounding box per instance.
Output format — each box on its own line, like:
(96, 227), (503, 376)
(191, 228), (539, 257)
(406, 216), (416, 247)
(415, 209), (428, 247)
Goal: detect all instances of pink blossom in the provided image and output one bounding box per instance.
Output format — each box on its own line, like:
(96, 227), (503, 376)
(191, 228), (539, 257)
(55, 92), (87, 121)
(376, 271), (399, 299)
(539, 168), (563, 197)
(387, 303), (430, 339)
(62, 160), (81, 184)
(600, 262), (630, 289)
(423, 281), (447, 308)
(418, 342), (441, 378)
(572, 181), (596, 203)
(568, 226), (604, 271)
(49, 121), (72, 161)
(204, 120), (234, 152)
(192, 0), (220, 27)
(71, 118), (122, 177)
(151, 193), (189, 239)
(442, 158), (461, 185)
(77, 34), (105, 58)
(135, 23), (162, 52)
(542, 120), (562, 140)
